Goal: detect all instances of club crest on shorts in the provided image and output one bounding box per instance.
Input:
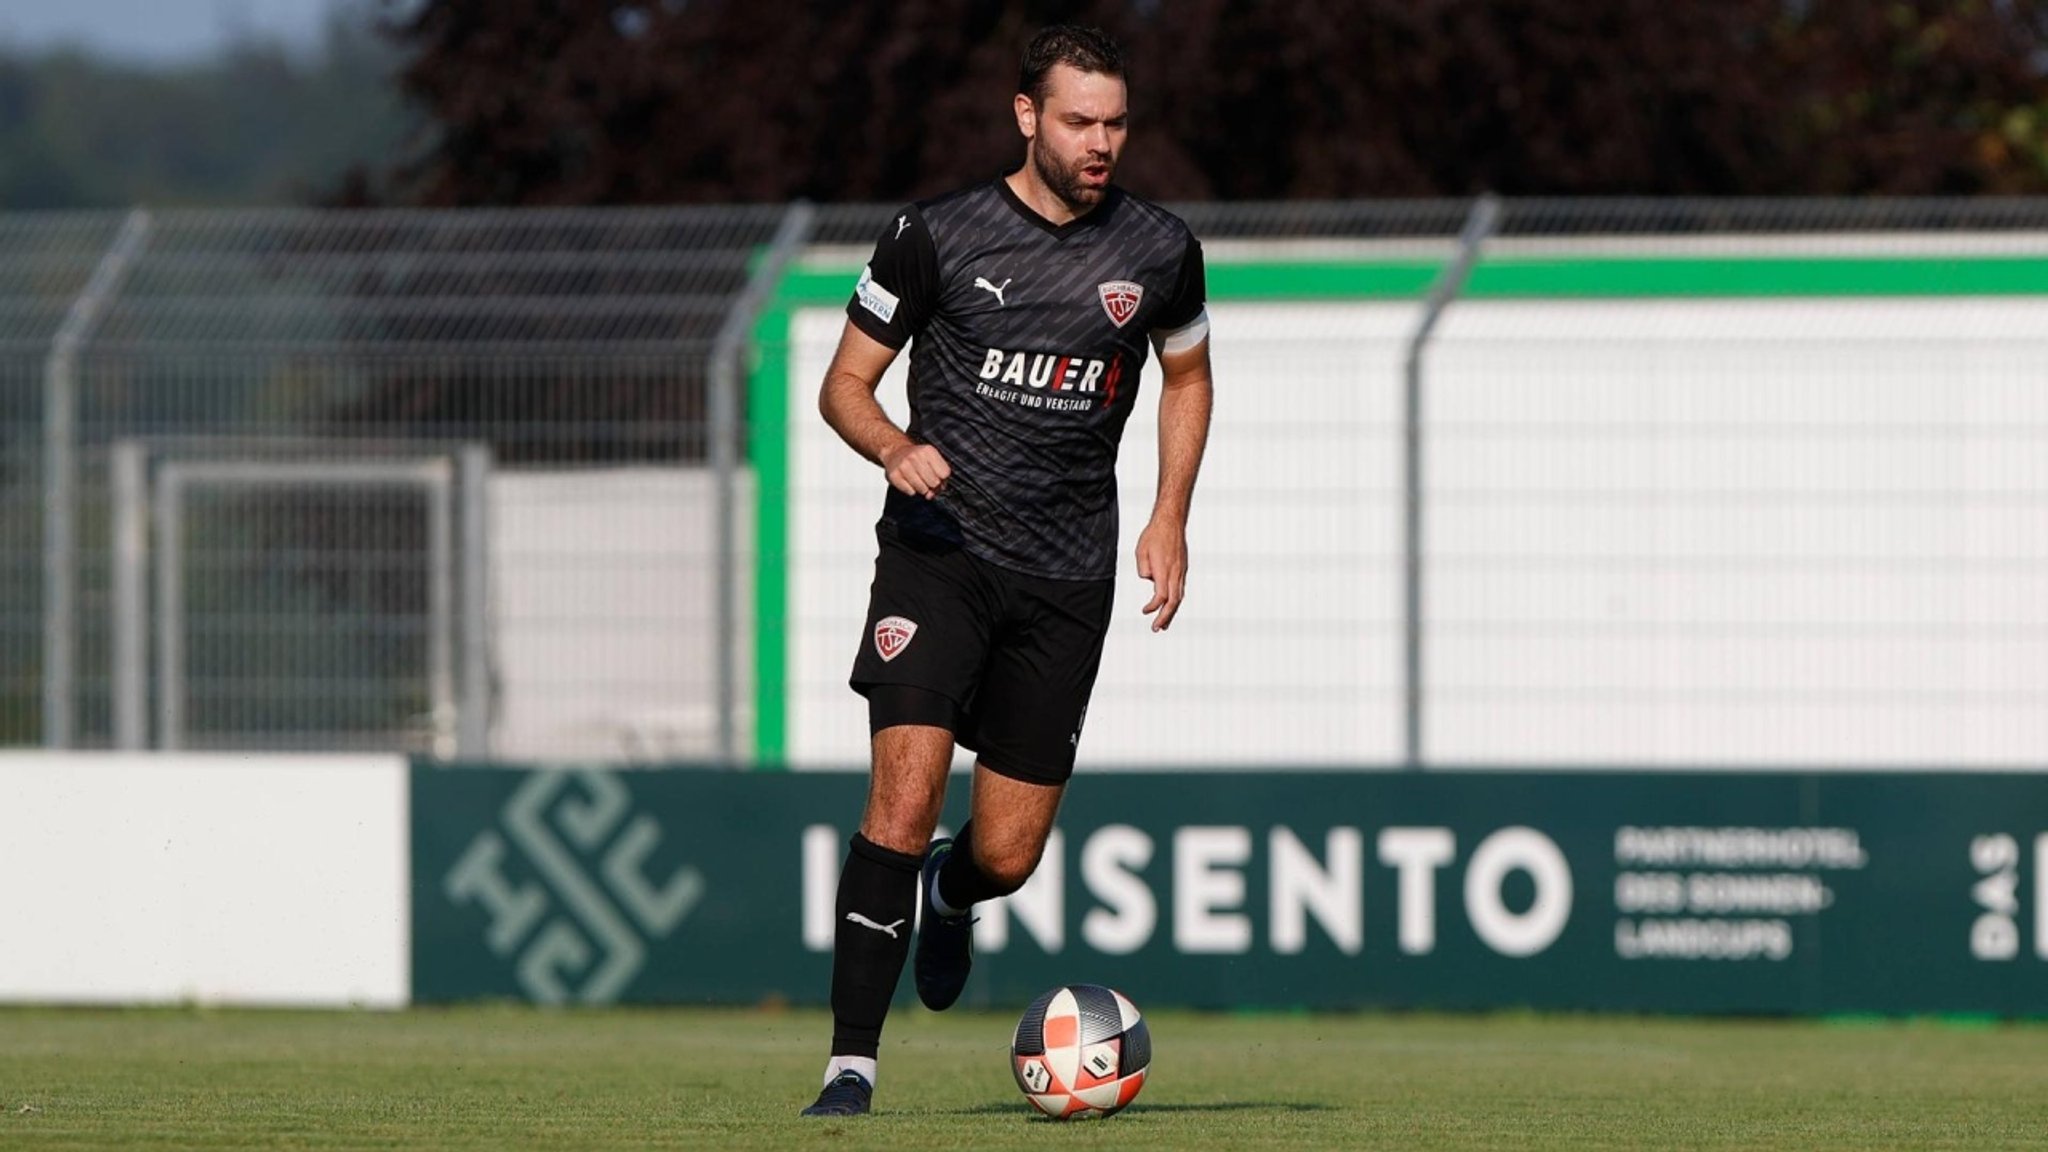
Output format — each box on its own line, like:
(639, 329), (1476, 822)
(1098, 280), (1142, 328)
(874, 615), (918, 662)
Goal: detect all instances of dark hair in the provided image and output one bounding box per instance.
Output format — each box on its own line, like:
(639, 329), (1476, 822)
(1018, 25), (1125, 106)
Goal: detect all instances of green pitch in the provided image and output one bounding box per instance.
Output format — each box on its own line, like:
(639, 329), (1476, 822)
(3, 1006), (2045, 1150)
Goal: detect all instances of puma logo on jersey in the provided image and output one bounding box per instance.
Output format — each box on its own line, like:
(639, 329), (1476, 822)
(977, 347), (1109, 393)
(974, 276), (1012, 306)
(845, 912), (906, 938)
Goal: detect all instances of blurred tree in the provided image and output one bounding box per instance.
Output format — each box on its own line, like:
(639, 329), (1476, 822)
(376, 0), (2048, 204)
(1771, 0), (2048, 194)
(374, 0), (1101, 204)
(0, 11), (410, 210)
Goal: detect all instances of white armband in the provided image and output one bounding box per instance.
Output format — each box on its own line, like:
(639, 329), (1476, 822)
(1153, 306), (1210, 355)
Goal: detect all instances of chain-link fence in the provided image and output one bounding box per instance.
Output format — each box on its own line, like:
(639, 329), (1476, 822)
(1428, 200), (2048, 768)
(1, 214), (129, 744)
(7, 199), (2048, 767)
(5, 206), (800, 757)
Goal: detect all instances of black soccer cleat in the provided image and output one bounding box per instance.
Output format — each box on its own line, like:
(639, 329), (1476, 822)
(914, 837), (975, 1011)
(800, 1069), (873, 1117)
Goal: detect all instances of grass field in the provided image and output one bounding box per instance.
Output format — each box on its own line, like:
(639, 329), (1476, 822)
(2, 1006), (2046, 1150)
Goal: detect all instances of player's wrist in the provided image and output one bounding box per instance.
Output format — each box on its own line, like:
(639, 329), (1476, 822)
(1145, 508), (1189, 533)
(876, 437), (918, 469)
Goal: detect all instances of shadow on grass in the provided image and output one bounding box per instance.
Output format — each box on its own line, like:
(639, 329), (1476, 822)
(949, 1101), (1332, 1117)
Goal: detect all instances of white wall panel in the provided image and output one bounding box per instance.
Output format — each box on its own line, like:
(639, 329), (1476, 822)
(0, 754), (409, 1006)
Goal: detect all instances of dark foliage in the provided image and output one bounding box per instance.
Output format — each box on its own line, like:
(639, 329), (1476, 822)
(373, 0), (2048, 204)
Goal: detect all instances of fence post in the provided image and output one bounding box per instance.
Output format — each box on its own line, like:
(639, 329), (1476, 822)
(708, 202), (816, 768)
(153, 466), (186, 750)
(1401, 193), (1501, 770)
(43, 208), (151, 748)
(458, 445), (493, 760)
(111, 440), (148, 750)
(427, 459), (456, 760)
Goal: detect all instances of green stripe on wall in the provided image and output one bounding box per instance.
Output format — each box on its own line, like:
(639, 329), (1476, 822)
(1207, 256), (2048, 299)
(749, 252), (2048, 761)
(748, 297), (796, 766)
(1208, 261), (1441, 298)
(781, 256), (2048, 306)
(1467, 256), (2048, 297)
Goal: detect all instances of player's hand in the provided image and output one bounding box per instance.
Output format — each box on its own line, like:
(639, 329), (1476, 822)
(880, 442), (952, 499)
(1135, 517), (1188, 632)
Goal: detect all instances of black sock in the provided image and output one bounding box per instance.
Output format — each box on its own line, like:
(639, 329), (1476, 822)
(936, 819), (1019, 912)
(829, 833), (921, 1058)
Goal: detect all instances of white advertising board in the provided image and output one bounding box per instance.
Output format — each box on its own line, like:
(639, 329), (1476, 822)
(0, 754), (409, 1006)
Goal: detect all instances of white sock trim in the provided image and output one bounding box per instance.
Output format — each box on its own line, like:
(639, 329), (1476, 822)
(824, 1055), (877, 1088)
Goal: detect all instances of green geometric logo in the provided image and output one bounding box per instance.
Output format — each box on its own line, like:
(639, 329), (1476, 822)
(441, 770), (703, 1003)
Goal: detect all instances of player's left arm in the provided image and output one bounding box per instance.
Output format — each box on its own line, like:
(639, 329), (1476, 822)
(1136, 333), (1213, 633)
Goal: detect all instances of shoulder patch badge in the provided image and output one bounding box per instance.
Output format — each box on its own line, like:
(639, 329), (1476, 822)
(874, 615), (918, 662)
(856, 264), (899, 324)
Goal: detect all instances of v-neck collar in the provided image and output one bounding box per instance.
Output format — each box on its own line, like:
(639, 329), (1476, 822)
(995, 173), (1120, 239)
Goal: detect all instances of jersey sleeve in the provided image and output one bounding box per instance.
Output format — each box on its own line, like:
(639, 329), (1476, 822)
(846, 205), (940, 350)
(1152, 234), (1207, 333)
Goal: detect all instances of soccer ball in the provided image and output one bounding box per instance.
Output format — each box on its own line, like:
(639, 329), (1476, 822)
(1009, 983), (1150, 1119)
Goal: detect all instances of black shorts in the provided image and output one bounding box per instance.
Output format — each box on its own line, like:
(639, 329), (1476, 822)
(850, 518), (1115, 785)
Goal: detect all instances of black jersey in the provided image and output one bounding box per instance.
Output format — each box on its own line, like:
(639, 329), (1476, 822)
(845, 178), (1207, 581)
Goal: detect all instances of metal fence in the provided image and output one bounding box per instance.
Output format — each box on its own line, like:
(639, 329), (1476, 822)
(5, 206), (803, 756)
(7, 199), (2048, 766)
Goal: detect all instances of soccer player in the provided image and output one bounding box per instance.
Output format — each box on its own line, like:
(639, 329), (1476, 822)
(801, 24), (1213, 1117)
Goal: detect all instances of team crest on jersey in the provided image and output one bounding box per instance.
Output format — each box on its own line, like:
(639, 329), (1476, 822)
(874, 615), (917, 662)
(1098, 281), (1143, 328)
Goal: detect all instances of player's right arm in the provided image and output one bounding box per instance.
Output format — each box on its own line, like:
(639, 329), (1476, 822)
(818, 323), (951, 499)
(822, 205), (950, 498)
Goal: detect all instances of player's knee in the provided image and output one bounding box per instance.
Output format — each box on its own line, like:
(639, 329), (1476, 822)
(861, 804), (941, 857)
(860, 790), (944, 856)
(977, 842), (1044, 896)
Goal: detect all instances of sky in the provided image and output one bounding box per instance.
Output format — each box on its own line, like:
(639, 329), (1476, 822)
(0, 0), (380, 64)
